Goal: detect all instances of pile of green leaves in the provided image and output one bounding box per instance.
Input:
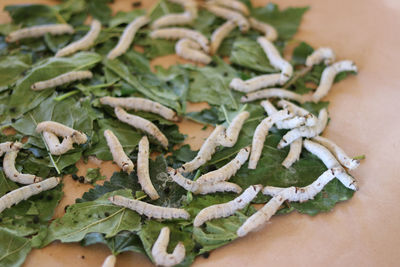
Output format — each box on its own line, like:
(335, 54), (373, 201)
(0, 0), (357, 266)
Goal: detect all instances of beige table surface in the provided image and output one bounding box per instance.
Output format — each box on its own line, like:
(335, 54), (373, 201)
(1, 0), (400, 266)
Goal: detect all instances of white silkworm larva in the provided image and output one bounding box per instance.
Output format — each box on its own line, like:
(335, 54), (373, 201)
(305, 47), (336, 67)
(108, 195), (190, 220)
(0, 141), (22, 157)
(31, 70), (93, 91)
(208, 0), (250, 16)
(150, 28), (209, 53)
(168, 0), (198, 18)
(137, 136), (159, 200)
(312, 135), (360, 170)
(43, 131), (74, 155)
(257, 37), (293, 82)
(281, 137), (302, 168)
(101, 255), (116, 267)
(260, 100), (306, 129)
(179, 125), (225, 173)
(3, 151), (42, 184)
(303, 140), (358, 190)
(277, 108), (328, 148)
(218, 111), (249, 147)
(262, 167), (343, 202)
(151, 227), (186, 267)
(249, 17), (278, 41)
(107, 16), (150, 60)
(175, 38), (212, 64)
(114, 107), (168, 148)
(241, 88), (305, 104)
(277, 99), (317, 127)
(229, 74), (282, 93)
(55, 19), (101, 57)
(104, 129), (134, 173)
(100, 96), (178, 121)
(0, 177), (60, 213)
(36, 121), (87, 144)
(312, 60), (358, 102)
(203, 3), (250, 32)
(196, 146), (250, 184)
(210, 20), (236, 55)
(6, 24), (74, 43)
(194, 184), (262, 227)
(151, 11), (194, 30)
(248, 109), (292, 169)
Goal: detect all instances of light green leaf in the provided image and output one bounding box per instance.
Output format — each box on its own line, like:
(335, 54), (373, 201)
(0, 229), (31, 267)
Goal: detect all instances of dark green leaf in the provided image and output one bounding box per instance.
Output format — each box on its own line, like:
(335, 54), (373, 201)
(0, 229), (31, 267)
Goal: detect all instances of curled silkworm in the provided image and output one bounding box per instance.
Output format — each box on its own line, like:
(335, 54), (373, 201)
(179, 125), (225, 173)
(43, 131), (74, 155)
(210, 20), (236, 55)
(230, 74), (282, 93)
(277, 108), (328, 148)
(241, 88), (305, 104)
(262, 167), (343, 202)
(4, 151), (42, 184)
(0, 177), (60, 213)
(257, 37), (293, 82)
(175, 38), (212, 64)
(108, 16), (150, 60)
(248, 109), (292, 169)
(281, 137), (302, 168)
(31, 70), (93, 91)
(277, 99), (317, 127)
(193, 184), (262, 227)
(137, 136), (159, 200)
(36, 121), (87, 144)
(151, 11), (194, 30)
(196, 146), (250, 184)
(0, 141), (22, 157)
(101, 255), (116, 267)
(249, 17), (277, 41)
(303, 139), (358, 190)
(208, 0), (250, 16)
(168, 0), (198, 18)
(312, 135), (360, 170)
(104, 129), (134, 173)
(312, 60), (358, 102)
(203, 3), (250, 32)
(6, 24), (74, 43)
(114, 107), (168, 148)
(55, 19), (101, 57)
(218, 111), (249, 147)
(150, 27), (209, 53)
(260, 100), (306, 129)
(109, 195), (190, 220)
(100, 96), (178, 121)
(305, 47), (336, 67)
(151, 227), (186, 267)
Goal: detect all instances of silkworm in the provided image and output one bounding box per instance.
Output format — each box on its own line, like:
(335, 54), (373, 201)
(218, 111), (249, 147)
(312, 135), (360, 170)
(277, 108), (328, 148)
(31, 70), (93, 91)
(203, 3), (250, 32)
(36, 121), (87, 144)
(0, 177), (60, 213)
(6, 24), (74, 43)
(179, 125), (225, 173)
(210, 20), (236, 55)
(107, 16), (150, 60)
(168, 0), (198, 18)
(0, 141), (22, 157)
(150, 27), (209, 53)
(175, 38), (212, 64)
(229, 74), (282, 93)
(281, 137), (302, 168)
(257, 37), (293, 82)
(260, 100), (306, 129)
(249, 17), (278, 41)
(305, 47), (336, 67)
(208, 0), (250, 16)
(303, 139), (358, 190)
(196, 146), (250, 184)
(151, 11), (194, 30)
(108, 195), (190, 220)
(193, 184), (262, 227)
(43, 131), (74, 155)
(241, 88), (305, 104)
(137, 136), (159, 200)
(3, 151), (43, 184)
(151, 227), (186, 267)
(248, 109), (292, 169)
(114, 107), (168, 149)
(312, 60), (358, 102)
(100, 96), (178, 121)
(101, 255), (116, 267)
(262, 167), (343, 202)
(277, 99), (317, 127)
(55, 19), (101, 57)
(104, 129), (134, 173)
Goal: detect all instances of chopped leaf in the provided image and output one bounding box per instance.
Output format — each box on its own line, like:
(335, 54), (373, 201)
(85, 168), (106, 184)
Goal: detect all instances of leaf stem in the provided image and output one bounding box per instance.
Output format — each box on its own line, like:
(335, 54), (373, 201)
(193, 169), (201, 181)
(221, 105), (230, 124)
(54, 90), (80, 102)
(353, 155), (366, 160)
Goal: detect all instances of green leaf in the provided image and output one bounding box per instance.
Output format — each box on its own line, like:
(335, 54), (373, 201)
(0, 229), (31, 267)
(5, 4), (59, 26)
(185, 106), (222, 126)
(0, 169), (18, 197)
(0, 54), (32, 91)
(109, 9), (146, 28)
(291, 41), (314, 66)
(87, 0), (113, 25)
(85, 168), (106, 185)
